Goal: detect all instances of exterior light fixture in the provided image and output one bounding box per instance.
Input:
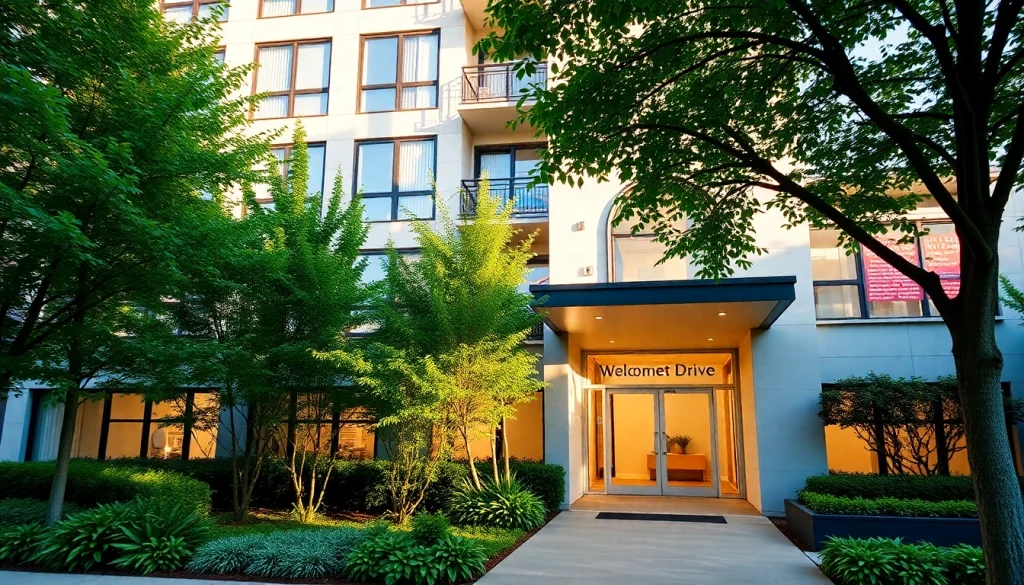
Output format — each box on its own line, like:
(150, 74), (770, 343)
(595, 316), (603, 320)
(609, 340), (615, 344)
(718, 312), (727, 316)
(707, 337), (714, 341)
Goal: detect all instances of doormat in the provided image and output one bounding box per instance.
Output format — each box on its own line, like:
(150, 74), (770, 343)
(594, 512), (728, 524)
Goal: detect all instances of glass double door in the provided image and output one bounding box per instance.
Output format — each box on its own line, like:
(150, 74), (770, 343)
(606, 389), (718, 497)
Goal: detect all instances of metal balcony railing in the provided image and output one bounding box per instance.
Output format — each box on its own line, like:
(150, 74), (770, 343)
(462, 61), (548, 104)
(526, 321), (544, 342)
(460, 178), (549, 217)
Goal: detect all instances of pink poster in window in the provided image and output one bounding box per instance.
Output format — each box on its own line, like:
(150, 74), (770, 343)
(922, 233), (961, 297)
(862, 238), (924, 302)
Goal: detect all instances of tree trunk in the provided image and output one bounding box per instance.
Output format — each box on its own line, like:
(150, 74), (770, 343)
(500, 417), (510, 482)
(490, 431), (499, 484)
(46, 388), (79, 526)
(463, 428), (482, 490)
(948, 232), (1024, 585)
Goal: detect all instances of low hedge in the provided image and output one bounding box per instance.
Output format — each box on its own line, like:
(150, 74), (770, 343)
(0, 460), (212, 516)
(0, 499), (81, 527)
(820, 537), (985, 585)
(109, 457), (565, 514)
(800, 492), (977, 518)
(805, 472), (977, 502)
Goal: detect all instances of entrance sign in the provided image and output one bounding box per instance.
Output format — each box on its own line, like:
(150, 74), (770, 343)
(588, 352), (733, 386)
(922, 233), (961, 297)
(862, 238), (924, 302)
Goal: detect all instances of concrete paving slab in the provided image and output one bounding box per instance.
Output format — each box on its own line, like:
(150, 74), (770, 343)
(477, 509), (832, 585)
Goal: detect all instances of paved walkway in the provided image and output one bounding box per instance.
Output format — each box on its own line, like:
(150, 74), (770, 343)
(478, 498), (831, 585)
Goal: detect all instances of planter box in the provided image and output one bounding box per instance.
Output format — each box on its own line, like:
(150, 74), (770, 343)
(785, 499), (982, 551)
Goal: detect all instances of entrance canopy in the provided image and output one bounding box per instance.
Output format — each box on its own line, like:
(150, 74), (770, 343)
(530, 276), (796, 351)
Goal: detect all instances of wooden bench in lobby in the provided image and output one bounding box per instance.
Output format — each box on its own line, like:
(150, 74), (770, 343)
(647, 452), (706, 482)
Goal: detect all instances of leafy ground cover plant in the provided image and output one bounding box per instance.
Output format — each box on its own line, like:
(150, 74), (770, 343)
(111, 498), (213, 574)
(346, 530), (487, 585)
(447, 476), (546, 531)
(0, 524), (47, 565)
(188, 527), (365, 579)
(33, 501), (133, 571)
(800, 492), (977, 518)
(820, 537), (985, 585)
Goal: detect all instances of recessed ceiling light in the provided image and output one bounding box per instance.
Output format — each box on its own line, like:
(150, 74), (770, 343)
(707, 337), (714, 341)
(718, 312), (727, 317)
(609, 340), (615, 344)
(595, 316), (603, 320)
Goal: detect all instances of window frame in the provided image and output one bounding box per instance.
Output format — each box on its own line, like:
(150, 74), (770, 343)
(257, 141), (328, 206)
(473, 143), (546, 179)
(353, 136), (438, 223)
(361, 0), (438, 9)
(811, 221), (967, 320)
(160, 0), (227, 22)
(357, 30), (441, 113)
(280, 390), (376, 459)
(258, 0), (335, 19)
(251, 39), (332, 121)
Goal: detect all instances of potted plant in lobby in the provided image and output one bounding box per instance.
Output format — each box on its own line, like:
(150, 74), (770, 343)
(667, 435), (693, 454)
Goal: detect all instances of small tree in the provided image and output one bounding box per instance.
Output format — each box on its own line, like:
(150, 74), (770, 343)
(248, 126), (369, 523)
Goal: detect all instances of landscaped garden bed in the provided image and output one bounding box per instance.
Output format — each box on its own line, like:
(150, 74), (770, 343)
(786, 472), (982, 551)
(0, 458), (564, 584)
(819, 537), (986, 585)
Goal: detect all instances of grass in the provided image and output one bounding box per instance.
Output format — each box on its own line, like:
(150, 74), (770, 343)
(209, 509), (525, 558)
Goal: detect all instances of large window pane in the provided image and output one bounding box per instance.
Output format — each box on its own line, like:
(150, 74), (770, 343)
(357, 143), (395, 194)
(868, 299), (924, 318)
(363, 37), (398, 85)
(306, 144), (326, 196)
(397, 195), (433, 219)
(150, 400), (186, 459)
(301, 0), (333, 12)
(262, 0), (296, 16)
(400, 86), (437, 109)
(362, 88), (396, 112)
(366, 0), (401, 6)
(189, 394), (219, 459)
(257, 46), (293, 92)
(398, 140), (434, 191)
(296, 43), (330, 90)
(293, 93), (328, 116)
(163, 5), (193, 23)
(613, 237), (687, 282)
(255, 95), (289, 119)
(105, 423), (143, 459)
(811, 229), (858, 280)
(110, 393), (145, 419)
(363, 198), (393, 222)
(197, 2), (228, 21)
(479, 152), (511, 179)
(814, 285), (862, 319)
(402, 34), (438, 84)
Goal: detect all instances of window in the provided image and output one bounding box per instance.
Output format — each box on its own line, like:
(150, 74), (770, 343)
(27, 391), (218, 461)
(253, 40), (331, 119)
(360, 31), (439, 112)
(253, 143), (327, 205)
(214, 48), (226, 65)
(609, 206), (689, 282)
(355, 138), (436, 222)
(161, 0), (228, 23)
(811, 224), (962, 319)
(470, 144), (548, 215)
(363, 0), (433, 8)
(273, 391), (376, 460)
(260, 0), (334, 17)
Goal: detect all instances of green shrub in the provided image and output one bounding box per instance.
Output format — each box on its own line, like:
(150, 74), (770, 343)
(34, 501), (133, 571)
(800, 492), (977, 518)
(804, 472), (976, 502)
(0, 498), (81, 527)
(820, 537), (984, 585)
(105, 456), (565, 515)
(346, 531), (487, 585)
(0, 461), (211, 517)
(188, 528), (365, 579)
(111, 498), (213, 574)
(411, 512), (451, 545)
(185, 533), (265, 575)
(0, 524), (47, 565)
(447, 476), (546, 531)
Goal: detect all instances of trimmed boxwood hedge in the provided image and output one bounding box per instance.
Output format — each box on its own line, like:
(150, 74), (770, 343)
(800, 492), (977, 518)
(805, 473), (978, 502)
(108, 457), (565, 514)
(0, 460), (212, 516)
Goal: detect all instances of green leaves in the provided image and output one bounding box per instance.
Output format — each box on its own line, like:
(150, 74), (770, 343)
(800, 492), (977, 518)
(820, 537), (982, 585)
(447, 475), (547, 531)
(345, 530), (487, 585)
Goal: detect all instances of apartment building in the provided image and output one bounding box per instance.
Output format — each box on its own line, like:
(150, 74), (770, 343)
(2, 0), (1024, 516)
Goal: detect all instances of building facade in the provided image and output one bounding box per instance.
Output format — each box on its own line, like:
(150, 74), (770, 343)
(2, 0), (1023, 516)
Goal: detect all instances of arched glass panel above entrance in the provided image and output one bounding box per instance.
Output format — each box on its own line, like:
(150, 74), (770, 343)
(608, 199), (690, 283)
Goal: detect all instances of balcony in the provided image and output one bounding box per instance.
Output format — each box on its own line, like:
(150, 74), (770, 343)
(461, 178), (549, 218)
(459, 61), (547, 133)
(526, 321), (544, 342)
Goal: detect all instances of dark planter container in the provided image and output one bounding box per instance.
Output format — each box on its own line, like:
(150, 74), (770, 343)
(784, 499), (982, 551)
